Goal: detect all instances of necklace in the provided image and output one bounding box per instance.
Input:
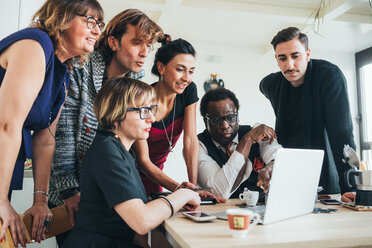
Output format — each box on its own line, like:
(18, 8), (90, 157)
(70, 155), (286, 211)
(161, 97), (176, 152)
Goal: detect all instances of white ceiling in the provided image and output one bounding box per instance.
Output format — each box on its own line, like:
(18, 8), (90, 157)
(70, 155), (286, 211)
(99, 0), (372, 53)
(1, 0), (371, 54)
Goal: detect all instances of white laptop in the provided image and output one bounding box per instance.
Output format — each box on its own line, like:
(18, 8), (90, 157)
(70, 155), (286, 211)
(213, 148), (324, 225)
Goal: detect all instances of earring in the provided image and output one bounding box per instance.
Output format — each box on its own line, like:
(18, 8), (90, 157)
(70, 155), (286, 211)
(114, 125), (119, 139)
(160, 74), (163, 82)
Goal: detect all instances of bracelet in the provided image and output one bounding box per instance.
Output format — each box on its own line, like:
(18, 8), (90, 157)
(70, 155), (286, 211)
(159, 196), (174, 217)
(175, 184), (181, 191)
(34, 190), (49, 198)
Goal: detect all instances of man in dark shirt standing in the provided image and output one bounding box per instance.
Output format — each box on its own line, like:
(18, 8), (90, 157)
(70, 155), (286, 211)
(259, 27), (356, 195)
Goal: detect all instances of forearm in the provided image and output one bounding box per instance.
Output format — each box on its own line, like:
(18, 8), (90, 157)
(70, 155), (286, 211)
(182, 103), (199, 185)
(139, 159), (179, 192)
(198, 143), (246, 199)
(215, 152), (248, 199)
(32, 128), (55, 203)
(0, 128), (22, 200)
(144, 190), (193, 225)
(183, 137), (199, 185)
(259, 139), (282, 164)
(115, 199), (171, 235)
(115, 189), (197, 235)
(134, 140), (180, 191)
(235, 135), (253, 160)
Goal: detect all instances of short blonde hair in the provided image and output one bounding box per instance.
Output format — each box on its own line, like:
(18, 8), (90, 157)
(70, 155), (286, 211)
(96, 9), (163, 64)
(31, 0), (104, 69)
(94, 77), (156, 130)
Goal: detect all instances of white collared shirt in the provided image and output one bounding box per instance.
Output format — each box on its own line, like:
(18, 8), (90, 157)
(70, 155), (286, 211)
(198, 134), (282, 199)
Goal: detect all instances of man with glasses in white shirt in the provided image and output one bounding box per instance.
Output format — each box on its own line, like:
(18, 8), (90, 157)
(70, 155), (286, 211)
(197, 88), (282, 200)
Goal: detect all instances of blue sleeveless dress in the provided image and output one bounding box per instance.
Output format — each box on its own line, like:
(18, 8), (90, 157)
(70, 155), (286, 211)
(0, 27), (69, 190)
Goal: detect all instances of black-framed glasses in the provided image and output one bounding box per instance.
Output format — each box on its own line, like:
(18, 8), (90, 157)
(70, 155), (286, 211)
(205, 112), (238, 126)
(77, 14), (105, 31)
(127, 104), (158, 120)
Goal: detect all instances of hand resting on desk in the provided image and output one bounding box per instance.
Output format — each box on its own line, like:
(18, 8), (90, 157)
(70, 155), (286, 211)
(341, 192), (356, 203)
(197, 190), (226, 204)
(177, 182), (226, 204)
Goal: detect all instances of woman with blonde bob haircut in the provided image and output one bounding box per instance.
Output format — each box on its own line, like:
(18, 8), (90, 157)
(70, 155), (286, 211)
(94, 78), (156, 131)
(62, 77), (200, 247)
(0, 0), (104, 246)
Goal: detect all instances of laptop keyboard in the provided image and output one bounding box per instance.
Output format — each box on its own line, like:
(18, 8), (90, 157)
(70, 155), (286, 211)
(246, 205), (266, 218)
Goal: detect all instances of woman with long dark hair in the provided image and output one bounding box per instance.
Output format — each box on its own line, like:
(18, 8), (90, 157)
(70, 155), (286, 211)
(133, 36), (200, 195)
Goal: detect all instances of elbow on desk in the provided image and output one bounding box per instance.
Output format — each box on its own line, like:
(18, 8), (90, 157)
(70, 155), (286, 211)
(206, 182), (229, 200)
(219, 191), (230, 201)
(134, 226), (151, 236)
(130, 217), (152, 235)
(129, 211), (166, 235)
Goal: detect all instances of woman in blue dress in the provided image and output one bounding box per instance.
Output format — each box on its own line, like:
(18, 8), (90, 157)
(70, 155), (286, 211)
(0, 0), (104, 246)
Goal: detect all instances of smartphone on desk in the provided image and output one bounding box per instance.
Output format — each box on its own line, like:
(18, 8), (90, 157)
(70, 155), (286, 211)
(320, 199), (342, 205)
(201, 196), (217, 205)
(182, 211), (216, 222)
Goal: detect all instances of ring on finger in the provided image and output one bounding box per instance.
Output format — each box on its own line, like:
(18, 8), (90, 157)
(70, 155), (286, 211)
(43, 219), (50, 227)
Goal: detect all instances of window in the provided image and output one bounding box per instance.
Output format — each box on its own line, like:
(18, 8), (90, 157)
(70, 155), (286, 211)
(356, 47), (372, 153)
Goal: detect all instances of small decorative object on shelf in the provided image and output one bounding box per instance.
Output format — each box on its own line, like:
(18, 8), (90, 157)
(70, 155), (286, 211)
(203, 74), (224, 92)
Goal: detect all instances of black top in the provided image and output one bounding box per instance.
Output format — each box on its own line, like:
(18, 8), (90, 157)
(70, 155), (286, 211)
(150, 81), (199, 128)
(62, 131), (147, 247)
(260, 59), (356, 194)
(281, 84), (304, 148)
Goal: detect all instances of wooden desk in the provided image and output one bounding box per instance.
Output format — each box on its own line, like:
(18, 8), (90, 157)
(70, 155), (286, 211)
(154, 199), (372, 248)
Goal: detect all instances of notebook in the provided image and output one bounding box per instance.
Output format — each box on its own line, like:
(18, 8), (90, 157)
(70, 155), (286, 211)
(213, 148), (324, 225)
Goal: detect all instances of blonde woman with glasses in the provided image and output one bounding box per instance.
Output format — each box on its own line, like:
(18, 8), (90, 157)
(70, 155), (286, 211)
(0, 0), (104, 246)
(62, 77), (200, 247)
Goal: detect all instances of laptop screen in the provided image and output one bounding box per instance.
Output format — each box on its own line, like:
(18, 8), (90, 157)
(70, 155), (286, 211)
(263, 148), (324, 224)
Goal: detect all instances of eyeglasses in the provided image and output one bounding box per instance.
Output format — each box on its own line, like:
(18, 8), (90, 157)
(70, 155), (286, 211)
(127, 104), (158, 120)
(77, 14), (105, 31)
(205, 112), (238, 126)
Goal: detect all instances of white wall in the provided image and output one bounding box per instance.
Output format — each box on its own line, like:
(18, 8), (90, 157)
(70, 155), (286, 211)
(0, 0), (20, 39)
(0, 0), (45, 39)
